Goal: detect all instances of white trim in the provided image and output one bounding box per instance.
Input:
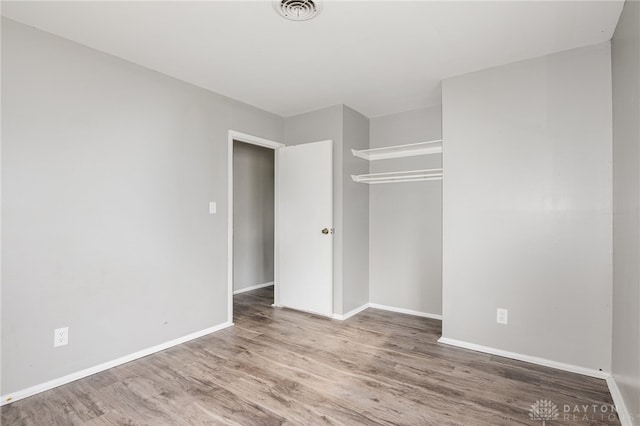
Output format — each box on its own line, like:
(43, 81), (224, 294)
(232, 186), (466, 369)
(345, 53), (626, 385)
(233, 281), (274, 295)
(330, 302), (442, 322)
(1, 322), (233, 406)
(437, 337), (609, 379)
(227, 130), (283, 324)
(332, 303), (369, 320)
(274, 149), (281, 308)
(606, 376), (634, 426)
(229, 130), (284, 150)
(368, 303), (443, 320)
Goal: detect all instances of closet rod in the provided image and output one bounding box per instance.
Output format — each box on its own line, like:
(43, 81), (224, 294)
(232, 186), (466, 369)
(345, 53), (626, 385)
(351, 168), (443, 184)
(363, 176), (442, 184)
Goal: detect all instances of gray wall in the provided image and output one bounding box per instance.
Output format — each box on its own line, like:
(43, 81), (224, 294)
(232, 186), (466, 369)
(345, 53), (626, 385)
(1, 19), (283, 395)
(233, 142), (274, 293)
(612, 0), (640, 421)
(442, 43), (613, 372)
(369, 107), (442, 316)
(342, 106), (370, 313)
(283, 105), (370, 315)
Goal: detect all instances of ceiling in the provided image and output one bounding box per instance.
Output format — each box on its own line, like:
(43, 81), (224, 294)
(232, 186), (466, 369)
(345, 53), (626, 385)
(2, 1), (624, 118)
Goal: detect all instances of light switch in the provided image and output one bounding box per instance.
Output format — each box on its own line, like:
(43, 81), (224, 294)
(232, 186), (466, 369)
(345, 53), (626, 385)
(209, 202), (217, 214)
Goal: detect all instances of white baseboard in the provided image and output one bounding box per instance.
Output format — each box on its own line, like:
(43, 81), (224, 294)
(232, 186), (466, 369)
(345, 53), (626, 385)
(368, 303), (442, 320)
(233, 281), (274, 295)
(330, 303), (442, 321)
(1, 321), (233, 406)
(332, 303), (370, 320)
(437, 337), (609, 379)
(606, 375), (634, 426)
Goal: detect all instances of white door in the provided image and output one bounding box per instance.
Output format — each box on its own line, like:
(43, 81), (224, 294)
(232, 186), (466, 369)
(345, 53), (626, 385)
(276, 140), (333, 317)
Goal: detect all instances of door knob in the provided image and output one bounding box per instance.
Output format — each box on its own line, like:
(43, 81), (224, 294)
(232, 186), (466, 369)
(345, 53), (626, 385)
(321, 228), (329, 234)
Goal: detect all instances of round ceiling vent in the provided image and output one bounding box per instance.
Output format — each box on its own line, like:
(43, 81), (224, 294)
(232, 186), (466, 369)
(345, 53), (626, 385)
(274, 0), (322, 21)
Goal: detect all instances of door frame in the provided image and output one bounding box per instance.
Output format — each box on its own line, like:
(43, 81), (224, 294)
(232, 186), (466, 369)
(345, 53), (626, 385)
(227, 130), (284, 324)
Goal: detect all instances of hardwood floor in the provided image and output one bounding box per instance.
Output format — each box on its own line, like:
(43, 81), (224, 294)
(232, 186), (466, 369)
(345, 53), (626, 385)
(2, 286), (619, 425)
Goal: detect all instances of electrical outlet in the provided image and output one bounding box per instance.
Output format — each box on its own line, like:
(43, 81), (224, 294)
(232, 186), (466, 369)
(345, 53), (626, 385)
(496, 308), (508, 325)
(54, 327), (68, 347)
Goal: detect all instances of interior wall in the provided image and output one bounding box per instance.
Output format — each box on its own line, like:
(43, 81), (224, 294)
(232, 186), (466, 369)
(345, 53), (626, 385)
(441, 42), (613, 372)
(1, 18), (283, 396)
(369, 106), (442, 316)
(342, 106), (370, 313)
(612, 0), (640, 422)
(232, 142), (274, 293)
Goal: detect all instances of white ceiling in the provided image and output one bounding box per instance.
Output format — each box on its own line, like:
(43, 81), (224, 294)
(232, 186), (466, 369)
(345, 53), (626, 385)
(2, 1), (624, 118)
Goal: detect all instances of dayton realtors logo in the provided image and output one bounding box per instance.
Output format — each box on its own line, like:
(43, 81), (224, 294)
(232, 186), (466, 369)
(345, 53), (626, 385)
(529, 399), (560, 425)
(563, 403), (618, 422)
(528, 399), (618, 424)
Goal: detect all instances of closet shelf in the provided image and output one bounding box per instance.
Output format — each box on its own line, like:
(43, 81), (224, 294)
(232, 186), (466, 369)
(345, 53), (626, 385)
(351, 169), (443, 184)
(351, 140), (442, 161)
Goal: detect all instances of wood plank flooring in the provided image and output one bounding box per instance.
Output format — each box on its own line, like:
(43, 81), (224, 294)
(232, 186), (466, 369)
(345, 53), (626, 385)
(2, 286), (619, 425)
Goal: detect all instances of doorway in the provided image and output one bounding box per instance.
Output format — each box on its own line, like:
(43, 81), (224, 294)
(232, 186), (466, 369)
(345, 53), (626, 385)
(227, 131), (335, 322)
(227, 131), (283, 323)
(232, 139), (275, 298)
